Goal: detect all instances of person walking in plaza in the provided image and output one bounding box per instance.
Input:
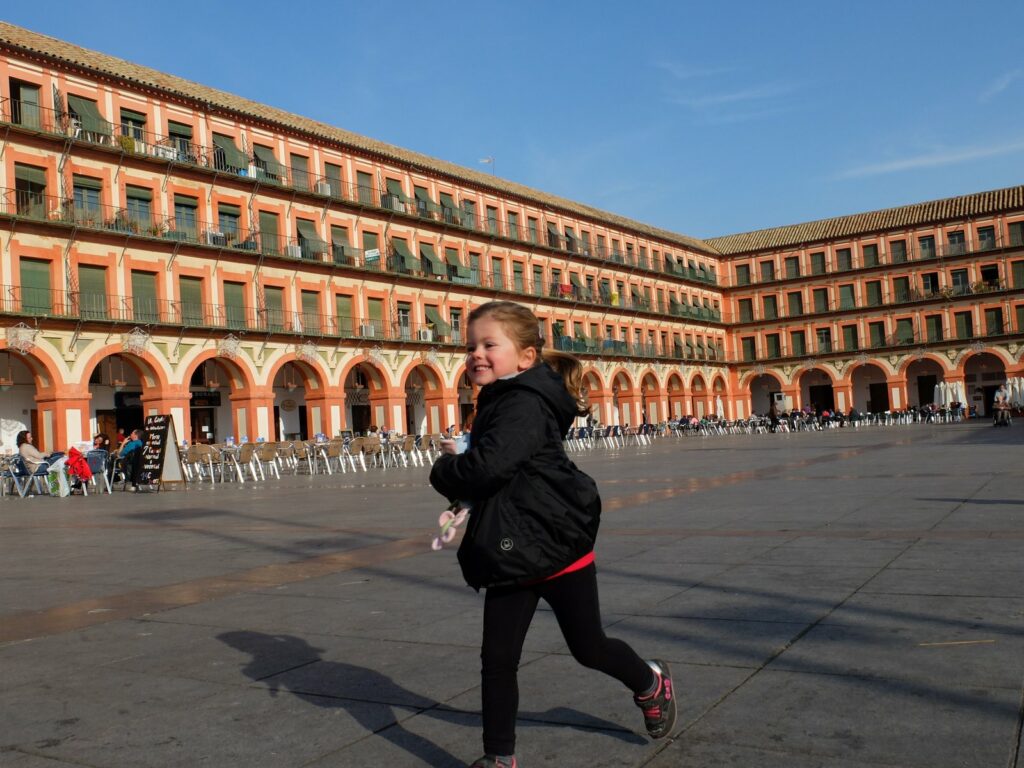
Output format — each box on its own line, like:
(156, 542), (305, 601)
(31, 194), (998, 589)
(430, 301), (675, 768)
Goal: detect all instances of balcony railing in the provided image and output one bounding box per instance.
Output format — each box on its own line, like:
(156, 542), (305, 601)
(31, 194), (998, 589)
(728, 235), (1015, 289)
(0, 96), (716, 288)
(729, 279), (1012, 324)
(0, 283), (729, 365)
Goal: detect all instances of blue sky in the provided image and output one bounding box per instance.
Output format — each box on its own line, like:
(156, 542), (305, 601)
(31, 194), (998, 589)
(6, 2), (1024, 239)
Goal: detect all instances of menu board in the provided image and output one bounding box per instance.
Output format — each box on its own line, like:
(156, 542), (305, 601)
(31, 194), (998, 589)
(142, 414), (185, 490)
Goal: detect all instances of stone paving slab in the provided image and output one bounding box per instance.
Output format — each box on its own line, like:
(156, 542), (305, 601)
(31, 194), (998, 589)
(0, 422), (1022, 767)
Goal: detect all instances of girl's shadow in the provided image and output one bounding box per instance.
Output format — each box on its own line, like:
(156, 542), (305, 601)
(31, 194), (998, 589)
(218, 631), (644, 766)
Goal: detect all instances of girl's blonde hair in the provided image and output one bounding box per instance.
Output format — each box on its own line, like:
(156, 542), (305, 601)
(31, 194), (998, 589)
(468, 301), (589, 416)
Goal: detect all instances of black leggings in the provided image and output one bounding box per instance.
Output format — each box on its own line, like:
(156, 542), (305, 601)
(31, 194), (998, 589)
(481, 563), (654, 755)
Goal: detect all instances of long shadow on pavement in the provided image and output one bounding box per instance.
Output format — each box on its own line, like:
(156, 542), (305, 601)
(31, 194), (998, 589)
(218, 631), (644, 766)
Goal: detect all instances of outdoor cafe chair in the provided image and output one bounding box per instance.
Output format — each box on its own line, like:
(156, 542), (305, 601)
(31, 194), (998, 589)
(85, 449), (112, 494)
(236, 443), (262, 481)
(345, 437), (367, 471)
(255, 444), (281, 479)
(363, 434), (386, 469)
(6, 455), (50, 497)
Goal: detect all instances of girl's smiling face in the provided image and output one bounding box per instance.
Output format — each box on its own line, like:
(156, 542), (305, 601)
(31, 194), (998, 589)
(465, 316), (536, 386)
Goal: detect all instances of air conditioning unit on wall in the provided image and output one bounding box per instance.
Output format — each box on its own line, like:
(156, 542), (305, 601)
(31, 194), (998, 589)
(285, 244), (302, 259)
(315, 181), (332, 196)
(417, 328), (433, 341)
(205, 230), (226, 246)
(359, 323), (376, 338)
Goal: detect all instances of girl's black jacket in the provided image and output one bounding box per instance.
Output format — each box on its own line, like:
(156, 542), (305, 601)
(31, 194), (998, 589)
(429, 363), (601, 589)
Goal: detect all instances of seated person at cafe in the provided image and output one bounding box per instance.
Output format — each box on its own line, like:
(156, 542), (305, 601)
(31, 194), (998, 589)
(118, 429), (146, 490)
(16, 430), (48, 473)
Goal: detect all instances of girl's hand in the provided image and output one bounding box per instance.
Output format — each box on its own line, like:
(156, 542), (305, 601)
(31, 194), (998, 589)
(439, 439), (458, 455)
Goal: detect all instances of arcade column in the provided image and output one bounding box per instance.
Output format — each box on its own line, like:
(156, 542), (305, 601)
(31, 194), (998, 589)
(33, 385), (91, 452)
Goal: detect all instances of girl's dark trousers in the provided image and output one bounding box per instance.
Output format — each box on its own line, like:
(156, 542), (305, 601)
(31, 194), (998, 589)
(480, 563), (654, 755)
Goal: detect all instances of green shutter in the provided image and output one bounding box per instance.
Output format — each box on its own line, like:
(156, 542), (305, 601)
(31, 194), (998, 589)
(444, 247), (461, 267)
(223, 282), (246, 330)
(955, 312), (972, 339)
(295, 219), (327, 257)
(866, 282), (882, 306)
(926, 316), (943, 342)
(263, 286), (284, 331)
(252, 145), (286, 178)
(791, 331), (806, 356)
(335, 294), (353, 335)
(179, 277), (203, 325)
(20, 259), (51, 314)
(419, 243), (445, 275)
(131, 271), (158, 322)
(842, 325), (858, 351)
(424, 305), (451, 334)
(301, 290), (320, 332)
(167, 120), (193, 138)
(391, 238), (418, 271)
(324, 163), (342, 197)
(895, 318), (914, 344)
(259, 211), (280, 254)
(839, 285), (855, 309)
(67, 94), (111, 136)
(217, 203), (241, 218)
(126, 185), (152, 201)
(78, 265), (108, 319)
(1012, 260), (1024, 289)
(72, 174), (103, 190)
(120, 108), (146, 125)
(367, 298), (384, 324)
(15, 163), (47, 186)
(212, 134), (250, 170)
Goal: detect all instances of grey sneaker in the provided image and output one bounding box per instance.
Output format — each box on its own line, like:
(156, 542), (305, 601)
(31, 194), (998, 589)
(634, 659), (676, 739)
(469, 756), (517, 768)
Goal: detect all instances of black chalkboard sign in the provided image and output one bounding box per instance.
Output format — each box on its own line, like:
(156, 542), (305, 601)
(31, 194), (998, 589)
(142, 414), (185, 489)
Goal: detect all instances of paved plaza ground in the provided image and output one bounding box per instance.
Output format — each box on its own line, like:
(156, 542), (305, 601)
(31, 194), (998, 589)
(1, 422), (1022, 767)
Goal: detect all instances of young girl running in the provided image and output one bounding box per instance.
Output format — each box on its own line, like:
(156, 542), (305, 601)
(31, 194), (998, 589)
(430, 301), (675, 768)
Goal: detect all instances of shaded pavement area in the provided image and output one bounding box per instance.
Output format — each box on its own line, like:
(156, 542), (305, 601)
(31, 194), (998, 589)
(1, 422), (1023, 767)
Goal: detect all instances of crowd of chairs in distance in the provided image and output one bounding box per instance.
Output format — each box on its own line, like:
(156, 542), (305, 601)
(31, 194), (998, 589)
(180, 435), (437, 484)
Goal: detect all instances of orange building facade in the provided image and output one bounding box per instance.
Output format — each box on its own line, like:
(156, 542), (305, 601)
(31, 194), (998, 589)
(0, 23), (1020, 452)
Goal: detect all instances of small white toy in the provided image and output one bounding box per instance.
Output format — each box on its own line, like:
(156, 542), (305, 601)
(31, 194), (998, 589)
(432, 502), (470, 551)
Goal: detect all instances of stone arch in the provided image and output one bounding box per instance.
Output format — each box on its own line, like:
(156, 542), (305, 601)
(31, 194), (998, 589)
(902, 356), (948, 408)
(181, 349), (258, 394)
(897, 352), (951, 377)
(265, 354), (329, 394)
(339, 358), (393, 434)
(0, 341), (59, 390)
(79, 344), (170, 392)
(961, 351), (1009, 417)
(746, 372), (784, 415)
(177, 351), (260, 444)
(689, 373), (709, 418)
(797, 367), (835, 412)
(849, 362), (890, 413)
(639, 369), (663, 423)
(666, 371), (687, 419)
(400, 361), (446, 435)
(0, 344), (62, 449)
(609, 368), (636, 426)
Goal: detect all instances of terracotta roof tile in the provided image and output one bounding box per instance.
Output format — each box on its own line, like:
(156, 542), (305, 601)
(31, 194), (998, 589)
(706, 186), (1024, 255)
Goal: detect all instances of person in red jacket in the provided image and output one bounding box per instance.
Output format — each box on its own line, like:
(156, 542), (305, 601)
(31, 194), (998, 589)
(430, 301), (675, 768)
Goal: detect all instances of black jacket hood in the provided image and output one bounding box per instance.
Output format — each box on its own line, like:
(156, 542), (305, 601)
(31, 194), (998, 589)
(476, 363), (578, 434)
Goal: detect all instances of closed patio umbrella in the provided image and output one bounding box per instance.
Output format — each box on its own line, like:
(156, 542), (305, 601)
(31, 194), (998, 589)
(715, 395), (724, 418)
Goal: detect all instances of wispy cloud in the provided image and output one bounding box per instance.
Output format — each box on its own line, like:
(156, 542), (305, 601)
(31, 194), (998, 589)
(837, 139), (1024, 179)
(979, 69), (1023, 103)
(653, 60), (737, 81)
(667, 81), (799, 109)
